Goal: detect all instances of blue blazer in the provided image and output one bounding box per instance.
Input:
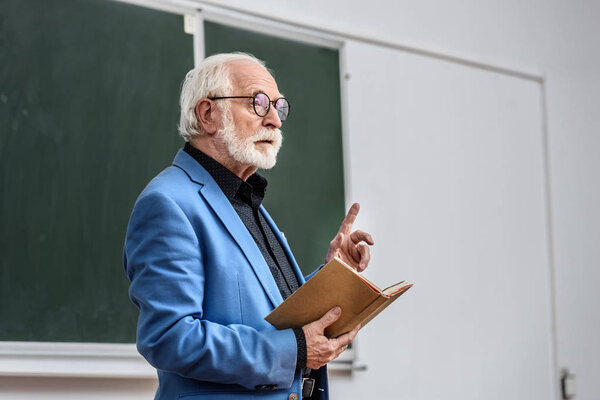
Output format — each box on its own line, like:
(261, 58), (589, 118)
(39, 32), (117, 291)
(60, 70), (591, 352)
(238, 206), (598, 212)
(124, 150), (328, 400)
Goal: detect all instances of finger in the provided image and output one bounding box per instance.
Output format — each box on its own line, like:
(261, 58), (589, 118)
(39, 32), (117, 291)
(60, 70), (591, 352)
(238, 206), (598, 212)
(325, 232), (344, 263)
(357, 243), (370, 272)
(348, 242), (362, 265)
(317, 306), (342, 329)
(338, 324), (361, 349)
(350, 230), (374, 246)
(337, 203), (360, 235)
(346, 323), (360, 343)
(333, 344), (349, 359)
(351, 323), (361, 337)
(333, 323), (360, 348)
(329, 232), (344, 251)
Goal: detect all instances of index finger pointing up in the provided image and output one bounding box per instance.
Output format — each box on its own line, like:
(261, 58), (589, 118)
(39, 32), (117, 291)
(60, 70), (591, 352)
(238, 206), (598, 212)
(338, 203), (360, 235)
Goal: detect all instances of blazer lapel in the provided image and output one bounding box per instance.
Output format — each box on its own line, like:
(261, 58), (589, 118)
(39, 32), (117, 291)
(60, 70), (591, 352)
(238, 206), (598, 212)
(172, 150), (283, 308)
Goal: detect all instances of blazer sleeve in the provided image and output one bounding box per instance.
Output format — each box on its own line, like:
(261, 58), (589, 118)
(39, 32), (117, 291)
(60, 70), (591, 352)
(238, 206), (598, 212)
(124, 190), (297, 390)
(304, 264), (325, 281)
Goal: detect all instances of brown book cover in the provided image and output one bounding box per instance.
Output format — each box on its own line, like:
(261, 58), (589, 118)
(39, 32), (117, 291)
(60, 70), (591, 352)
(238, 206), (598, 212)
(265, 257), (413, 338)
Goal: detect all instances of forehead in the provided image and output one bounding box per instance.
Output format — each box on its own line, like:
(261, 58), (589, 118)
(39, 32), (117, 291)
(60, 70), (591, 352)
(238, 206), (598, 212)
(227, 60), (280, 97)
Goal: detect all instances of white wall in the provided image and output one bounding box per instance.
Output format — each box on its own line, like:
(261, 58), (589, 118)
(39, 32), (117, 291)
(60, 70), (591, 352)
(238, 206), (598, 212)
(340, 38), (554, 400)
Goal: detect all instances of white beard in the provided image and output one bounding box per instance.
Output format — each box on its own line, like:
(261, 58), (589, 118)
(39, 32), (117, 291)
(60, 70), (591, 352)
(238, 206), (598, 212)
(218, 111), (283, 170)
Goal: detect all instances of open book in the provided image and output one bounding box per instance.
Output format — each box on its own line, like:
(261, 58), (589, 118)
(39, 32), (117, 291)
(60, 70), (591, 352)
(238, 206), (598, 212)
(265, 257), (413, 338)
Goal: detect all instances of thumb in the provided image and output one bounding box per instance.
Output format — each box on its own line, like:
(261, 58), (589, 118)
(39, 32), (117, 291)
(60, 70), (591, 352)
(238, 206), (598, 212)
(326, 233), (344, 263)
(318, 306), (342, 330)
(332, 232), (344, 248)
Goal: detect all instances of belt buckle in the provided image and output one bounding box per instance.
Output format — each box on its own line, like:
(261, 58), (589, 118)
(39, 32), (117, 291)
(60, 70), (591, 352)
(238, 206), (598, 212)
(302, 377), (315, 398)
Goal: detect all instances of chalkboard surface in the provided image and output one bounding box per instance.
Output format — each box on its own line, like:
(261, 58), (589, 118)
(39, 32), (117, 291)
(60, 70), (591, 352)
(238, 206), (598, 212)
(0, 0), (193, 342)
(0, 4), (344, 343)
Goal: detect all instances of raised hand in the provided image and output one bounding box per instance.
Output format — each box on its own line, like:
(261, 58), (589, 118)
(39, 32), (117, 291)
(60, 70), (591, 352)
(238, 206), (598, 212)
(302, 307), (360, 369)
(325, 203), (374, 272)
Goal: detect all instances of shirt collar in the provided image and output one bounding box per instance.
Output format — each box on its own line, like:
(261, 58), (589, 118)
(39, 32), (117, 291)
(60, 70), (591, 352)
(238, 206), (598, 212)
(183, 142), (267, 208)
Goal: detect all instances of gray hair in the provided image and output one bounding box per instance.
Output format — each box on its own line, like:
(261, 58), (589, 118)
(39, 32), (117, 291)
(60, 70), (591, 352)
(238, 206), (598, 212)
(177, 52), (266, 141)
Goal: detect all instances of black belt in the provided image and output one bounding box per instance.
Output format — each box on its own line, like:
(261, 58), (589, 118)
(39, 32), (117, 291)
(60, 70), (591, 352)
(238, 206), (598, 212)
(302, 378), (315, 398)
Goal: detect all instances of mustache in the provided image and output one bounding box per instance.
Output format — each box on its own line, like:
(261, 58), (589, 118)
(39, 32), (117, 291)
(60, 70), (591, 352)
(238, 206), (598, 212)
(251, 128), (282, 142)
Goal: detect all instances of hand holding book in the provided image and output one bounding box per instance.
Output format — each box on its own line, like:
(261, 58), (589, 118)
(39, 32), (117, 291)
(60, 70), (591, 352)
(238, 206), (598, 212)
(301, 306), (361, 369)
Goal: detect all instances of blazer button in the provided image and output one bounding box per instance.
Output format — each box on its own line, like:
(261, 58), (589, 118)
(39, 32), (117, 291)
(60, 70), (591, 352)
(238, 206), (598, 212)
(288, 394), (299, 400)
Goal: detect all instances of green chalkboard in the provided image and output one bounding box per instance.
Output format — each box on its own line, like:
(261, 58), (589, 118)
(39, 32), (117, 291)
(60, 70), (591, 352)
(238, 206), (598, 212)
(0, 0), (193, 342)
(204, 21), (346, 275)
(0, 5), (344, 343)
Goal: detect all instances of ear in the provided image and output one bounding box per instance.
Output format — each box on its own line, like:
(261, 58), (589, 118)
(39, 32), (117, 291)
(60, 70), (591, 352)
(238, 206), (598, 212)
(195, 99), (219, 135)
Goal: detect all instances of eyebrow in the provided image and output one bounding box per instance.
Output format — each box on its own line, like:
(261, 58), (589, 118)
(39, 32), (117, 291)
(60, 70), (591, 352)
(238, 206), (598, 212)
(247, 87), (284, 98)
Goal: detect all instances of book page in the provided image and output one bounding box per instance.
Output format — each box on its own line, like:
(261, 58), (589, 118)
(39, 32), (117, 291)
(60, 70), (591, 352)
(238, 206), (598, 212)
(382, 281), (413, 296)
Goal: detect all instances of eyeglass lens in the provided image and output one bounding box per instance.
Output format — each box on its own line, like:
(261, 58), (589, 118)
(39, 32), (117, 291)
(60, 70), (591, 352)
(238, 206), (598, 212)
(253, 92), (290, 121)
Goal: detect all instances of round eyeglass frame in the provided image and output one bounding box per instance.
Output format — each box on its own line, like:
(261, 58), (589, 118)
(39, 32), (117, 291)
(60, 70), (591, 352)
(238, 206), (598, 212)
(208, 92), (291, 121)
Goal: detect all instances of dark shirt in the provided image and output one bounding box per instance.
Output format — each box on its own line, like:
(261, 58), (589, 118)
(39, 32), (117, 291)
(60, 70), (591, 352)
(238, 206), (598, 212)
(183, 143), (307, 369)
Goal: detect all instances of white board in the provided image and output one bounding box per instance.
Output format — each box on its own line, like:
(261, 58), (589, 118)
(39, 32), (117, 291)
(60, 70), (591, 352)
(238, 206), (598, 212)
(333, 40), (555, 400)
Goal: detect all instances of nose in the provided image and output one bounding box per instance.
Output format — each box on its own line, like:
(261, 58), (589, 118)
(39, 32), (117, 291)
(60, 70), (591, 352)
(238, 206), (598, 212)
(262, 103), (282, 129)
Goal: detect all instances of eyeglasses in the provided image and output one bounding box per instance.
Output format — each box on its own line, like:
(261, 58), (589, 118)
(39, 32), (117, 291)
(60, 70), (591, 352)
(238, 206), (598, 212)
(209, 92), (291, 122)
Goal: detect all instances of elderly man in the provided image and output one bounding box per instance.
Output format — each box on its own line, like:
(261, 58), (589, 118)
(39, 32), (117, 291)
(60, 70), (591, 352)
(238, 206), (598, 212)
(124, 53), (374, 400)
